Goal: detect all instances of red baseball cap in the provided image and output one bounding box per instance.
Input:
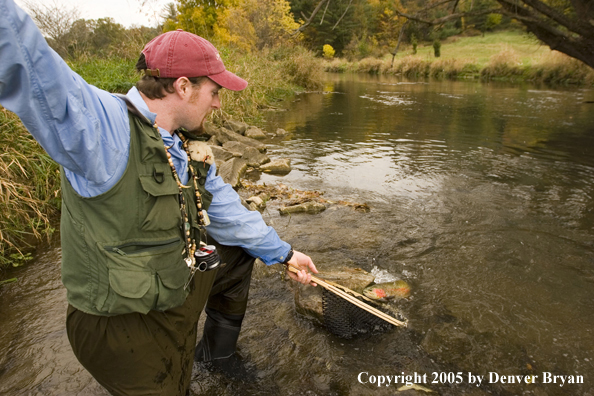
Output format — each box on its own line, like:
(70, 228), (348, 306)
(142, 29), (248, 91)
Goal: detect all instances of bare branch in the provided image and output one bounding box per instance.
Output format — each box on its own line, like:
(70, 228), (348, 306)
(292, 0), (330, 36)
(332, 0), (353, 30)
(320, 0), (330, 25)
(391, 21), (410, 68)
(499, 0), (592, 37)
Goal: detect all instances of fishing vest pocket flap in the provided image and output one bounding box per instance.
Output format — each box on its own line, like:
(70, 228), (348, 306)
(158, 266), (189, 289)
(108, 269), (152, 298)
(155, 266), (190, 311)
(139, 165), (177, 196)
(139, 167), (180, 231)
(96, 238), (186, 314)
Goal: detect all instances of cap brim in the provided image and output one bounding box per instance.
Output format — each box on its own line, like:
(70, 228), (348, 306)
(208, 70), (248, 91)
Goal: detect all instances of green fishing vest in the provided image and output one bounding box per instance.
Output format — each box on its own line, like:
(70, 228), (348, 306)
(60, 103), (212, 316)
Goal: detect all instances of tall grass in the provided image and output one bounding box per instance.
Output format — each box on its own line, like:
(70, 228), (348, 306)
(211, 45), (324, 123)
(69, 58), (139, 93)
(0, 107), (60, 270)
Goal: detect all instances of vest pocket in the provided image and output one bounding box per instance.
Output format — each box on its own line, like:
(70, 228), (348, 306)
(139, 165), (181, 232)
(155, 266), (190, 311)
(97, 238), (189, 314)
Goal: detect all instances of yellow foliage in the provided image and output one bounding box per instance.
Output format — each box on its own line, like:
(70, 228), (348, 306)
(216, 7), (257, 51)
(323, 44), (335, 59)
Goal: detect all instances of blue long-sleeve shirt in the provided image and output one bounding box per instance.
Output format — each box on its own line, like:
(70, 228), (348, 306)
(0, 0), (290, 265)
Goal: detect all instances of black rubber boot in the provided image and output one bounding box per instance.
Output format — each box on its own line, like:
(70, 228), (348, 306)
(195, 308), (243, 362)
(194, 308), (256, 382)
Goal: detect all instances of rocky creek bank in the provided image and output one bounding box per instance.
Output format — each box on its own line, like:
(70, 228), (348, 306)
(201, 119), (370, 216)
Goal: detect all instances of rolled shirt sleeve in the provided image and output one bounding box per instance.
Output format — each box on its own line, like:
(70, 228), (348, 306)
(205, 164), (291, 265)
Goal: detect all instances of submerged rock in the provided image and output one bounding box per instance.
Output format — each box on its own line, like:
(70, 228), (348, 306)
(279, 201), (326, 215)
(260, 158), (291, 174)
(245, 126), (267, 140)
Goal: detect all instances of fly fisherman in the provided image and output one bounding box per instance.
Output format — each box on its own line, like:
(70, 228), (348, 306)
(0, 0), (317, 394)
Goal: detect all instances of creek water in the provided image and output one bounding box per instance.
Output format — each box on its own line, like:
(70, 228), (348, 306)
(1, 74), (594, 396)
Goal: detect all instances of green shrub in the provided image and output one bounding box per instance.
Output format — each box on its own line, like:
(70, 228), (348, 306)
(433, 40), (442, 58)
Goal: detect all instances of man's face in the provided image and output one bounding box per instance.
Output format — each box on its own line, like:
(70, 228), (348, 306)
(179, 78), (221, 133)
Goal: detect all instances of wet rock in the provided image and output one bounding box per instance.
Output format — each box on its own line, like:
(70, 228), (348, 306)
(223, 119), (248, 135)
(245, 126), (267, 140)
(214, 127), (267, 153)
(203, 121), (221, 136)
(275, 128), (289, 136)
(223, 141), (270, 167)
(206, 135), (219, 146)
(218, 157), (248, 188)
(246, 191), (270, 211)
(260, 158), (291, 174)
(293, 268), (376, 324)
(247, 195), (264, 206)
(246, 195), (265, 211)
(222, 141), (244, 157)
(243, 147), (270, 167)
(210, 146), (234, 170)
(279, 200), (325, 215)
(294, 284), (324, 325)
(210, 145), (234, 162)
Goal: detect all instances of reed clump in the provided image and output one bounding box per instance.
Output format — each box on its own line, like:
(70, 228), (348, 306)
(394, 56), (432, 78)
(526, 50), (594, 85)
(480, 49), (524, 80)
(0, 107), (60, 270)
(356, 57), (386, 74)
(430, 58), (479, 78)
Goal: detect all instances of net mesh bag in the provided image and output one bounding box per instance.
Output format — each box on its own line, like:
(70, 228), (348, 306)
(321, 288), (400, 339)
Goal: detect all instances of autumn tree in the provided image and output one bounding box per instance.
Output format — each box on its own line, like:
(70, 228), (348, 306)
(168, 0), (299, 50)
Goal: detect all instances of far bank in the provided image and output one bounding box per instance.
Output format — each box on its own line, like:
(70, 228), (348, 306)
(323, 31), (594, 86)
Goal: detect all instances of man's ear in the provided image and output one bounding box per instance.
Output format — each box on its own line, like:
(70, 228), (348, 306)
(174, 77), (191, 98)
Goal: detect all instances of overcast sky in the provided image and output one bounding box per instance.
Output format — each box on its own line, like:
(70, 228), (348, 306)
(16, 0), (171, 28)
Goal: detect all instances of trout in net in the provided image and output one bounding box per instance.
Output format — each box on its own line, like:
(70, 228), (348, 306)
(287, 265), (407, 339)
(320, 280), (407, 339)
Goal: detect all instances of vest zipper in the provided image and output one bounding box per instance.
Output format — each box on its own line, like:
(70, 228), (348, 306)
(105, 237), (181, 256)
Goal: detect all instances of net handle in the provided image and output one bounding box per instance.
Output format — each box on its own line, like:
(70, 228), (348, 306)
(286, 264), (407, 327)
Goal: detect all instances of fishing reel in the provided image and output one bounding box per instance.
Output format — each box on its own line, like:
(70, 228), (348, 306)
(194, 245), (220, 272)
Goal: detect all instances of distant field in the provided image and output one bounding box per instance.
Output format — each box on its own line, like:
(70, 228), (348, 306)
(327, 30), (593, 85)
(402, 30), (551, 68)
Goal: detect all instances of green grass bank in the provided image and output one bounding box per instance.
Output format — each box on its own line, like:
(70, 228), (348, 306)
(0, 46), (323, 272)
(325, 31), (594, 86)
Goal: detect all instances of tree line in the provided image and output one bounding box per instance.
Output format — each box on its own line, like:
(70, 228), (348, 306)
(27, 0), (594, 70)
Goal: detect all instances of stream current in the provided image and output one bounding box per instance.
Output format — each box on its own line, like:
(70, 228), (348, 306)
(1, 74), (593, 395)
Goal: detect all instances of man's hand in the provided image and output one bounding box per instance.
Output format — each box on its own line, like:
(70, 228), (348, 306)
(285, 250), (318, 286)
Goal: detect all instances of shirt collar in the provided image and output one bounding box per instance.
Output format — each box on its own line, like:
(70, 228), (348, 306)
(126, 86), (179, 145)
